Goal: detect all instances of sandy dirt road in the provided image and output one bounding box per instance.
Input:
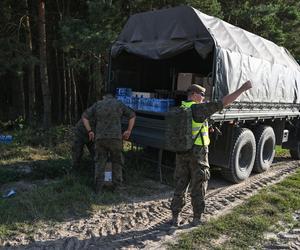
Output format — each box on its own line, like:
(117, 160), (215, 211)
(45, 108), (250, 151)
(1, 160), (299, 250)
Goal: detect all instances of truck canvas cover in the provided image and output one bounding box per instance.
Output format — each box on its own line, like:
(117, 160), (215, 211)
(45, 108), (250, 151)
(111, 6), (300, 104)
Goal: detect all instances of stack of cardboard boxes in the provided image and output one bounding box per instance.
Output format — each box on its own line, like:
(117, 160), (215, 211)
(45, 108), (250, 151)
(177, 73), (212, 100)
(132, 91), (155, 98)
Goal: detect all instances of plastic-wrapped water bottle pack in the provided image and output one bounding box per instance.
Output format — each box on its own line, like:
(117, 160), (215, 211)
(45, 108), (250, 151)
(116, 88), (175, 112)
(0, 135), (13, 144)
(116, 88), (132, 97)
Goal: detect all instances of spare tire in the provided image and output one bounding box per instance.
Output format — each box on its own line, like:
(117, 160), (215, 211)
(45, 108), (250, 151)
(223, 127), (256, 183)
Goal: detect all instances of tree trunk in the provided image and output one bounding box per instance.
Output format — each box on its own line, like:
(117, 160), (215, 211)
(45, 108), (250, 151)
(62, 53), (68, 123)
(12, 71), (26, 120)
(25, 0), (36, 124)
(55, 48), (62, 123)
(19, 74), (26, 119)
(67, 61), (72, 124)
(87, 65), (92, 107)
(71, 68), (78, 123)
(38, 0), (51, 128)
(92, 55), (102, 102)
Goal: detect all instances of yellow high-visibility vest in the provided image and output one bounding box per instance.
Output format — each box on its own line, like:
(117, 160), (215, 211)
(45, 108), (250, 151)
(181, 101), (210, 146)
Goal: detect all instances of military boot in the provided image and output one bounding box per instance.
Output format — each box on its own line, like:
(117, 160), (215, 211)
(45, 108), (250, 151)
(191, 216), (202, 227)
(170, 213), (180, 227)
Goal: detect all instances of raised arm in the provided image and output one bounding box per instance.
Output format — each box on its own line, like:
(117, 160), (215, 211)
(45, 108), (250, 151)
(222, 80), (252, 107)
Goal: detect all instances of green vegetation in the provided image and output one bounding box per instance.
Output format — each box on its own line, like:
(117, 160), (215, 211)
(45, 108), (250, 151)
(0, 126), (298, 244)
(0, 175), (123, 240)
(275, 145), (290, 158)
(0, 126), (73, 185)
(1, 0), (299, 127)
(0, 126), (170, 240)
(170, 169), (300, 249)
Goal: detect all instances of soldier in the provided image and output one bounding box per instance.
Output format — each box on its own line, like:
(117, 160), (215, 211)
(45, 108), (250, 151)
(71, 117), (96, 171)
(170, 80), (252, 227)
(81, 92), (136, 192)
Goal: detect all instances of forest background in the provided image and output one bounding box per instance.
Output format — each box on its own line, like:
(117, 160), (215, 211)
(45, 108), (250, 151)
(1, 0), (299, 128)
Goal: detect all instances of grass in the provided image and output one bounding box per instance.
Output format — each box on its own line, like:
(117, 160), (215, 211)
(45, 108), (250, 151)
(275, 145), (290, 158)
(0, 175), (124, 240)
(169, 168), (300, 250)
(0, 125), (170, 241)
(0, 125), (297, 245)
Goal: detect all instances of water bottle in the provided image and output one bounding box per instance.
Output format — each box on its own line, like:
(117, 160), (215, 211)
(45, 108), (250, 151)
(168, 99), (175, 109)
(152, 98), (160, 112)
(160, 99), (168, 112)
(126, 88), (132, 97)
(138, 95), (144, 110)
(117, 95), (125, 105)
(2, 189), (16, 198)
(0, 135), (13, 144)
(147, 98), (154, 112)
(125, 96), (132, 107)
(143, 98), (150, 111)
(116, 88), (121, 96)
(104, 153), (113, 187)
(116, 87), (132, 96)
(130, 95), (138, 110)
(104, 161), (113, 183)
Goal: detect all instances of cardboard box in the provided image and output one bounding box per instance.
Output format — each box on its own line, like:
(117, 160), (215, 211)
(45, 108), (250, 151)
(132, 91), (155, 98)
(176, 73), (194, 91)
(177, 73), (213, 99)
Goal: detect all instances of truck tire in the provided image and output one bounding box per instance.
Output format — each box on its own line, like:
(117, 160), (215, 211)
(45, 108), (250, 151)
(223, 128), (256, 183)
(290, 142), (300, 160)
(253, 126), (275, 173)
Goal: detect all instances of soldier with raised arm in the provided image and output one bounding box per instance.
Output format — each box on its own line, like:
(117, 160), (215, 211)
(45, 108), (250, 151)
(171, 80), (252, 226)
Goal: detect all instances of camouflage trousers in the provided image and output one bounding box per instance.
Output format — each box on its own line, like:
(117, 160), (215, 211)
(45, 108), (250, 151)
(71, 133), (95, 170)
(171, 145), (210, 219)
(94, 139), (124, 191)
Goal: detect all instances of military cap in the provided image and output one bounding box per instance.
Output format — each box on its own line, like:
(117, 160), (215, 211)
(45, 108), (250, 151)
(187, 84), (206, 94)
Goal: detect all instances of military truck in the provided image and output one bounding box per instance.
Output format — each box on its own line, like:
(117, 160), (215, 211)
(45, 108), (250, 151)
(107, 6), (300, 183)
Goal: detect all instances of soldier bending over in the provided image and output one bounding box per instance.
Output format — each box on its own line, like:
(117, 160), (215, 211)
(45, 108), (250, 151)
(71, 116), (96, 171)
(82, 92), (136, 192)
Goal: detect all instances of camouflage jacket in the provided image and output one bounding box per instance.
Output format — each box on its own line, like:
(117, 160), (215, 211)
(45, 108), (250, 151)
(190, 100), (224, 123)
(82, 95), (135, 140)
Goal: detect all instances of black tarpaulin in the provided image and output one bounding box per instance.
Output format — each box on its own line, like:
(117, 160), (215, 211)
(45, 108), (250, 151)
(111, 6), (214, 60)
(111, 6), (300, 103)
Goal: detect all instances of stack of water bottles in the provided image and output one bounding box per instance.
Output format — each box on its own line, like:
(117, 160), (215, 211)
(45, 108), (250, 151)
(0, 135), (13, 144)
(116, 88), (175, 112)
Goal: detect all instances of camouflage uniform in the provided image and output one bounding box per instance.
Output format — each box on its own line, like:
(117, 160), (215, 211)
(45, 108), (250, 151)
(171, 100), (223, 220)
(71, 118), (96, 170)
(82, 95), (135, 191)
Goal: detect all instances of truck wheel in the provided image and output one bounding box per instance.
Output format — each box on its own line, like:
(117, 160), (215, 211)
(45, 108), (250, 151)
(223, 128), (256, 183)
(253, 126), (275, 173)
(290, 142), (300, 159)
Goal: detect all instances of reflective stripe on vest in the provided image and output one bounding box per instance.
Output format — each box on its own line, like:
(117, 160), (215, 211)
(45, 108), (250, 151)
(181, 101), (210, 146)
